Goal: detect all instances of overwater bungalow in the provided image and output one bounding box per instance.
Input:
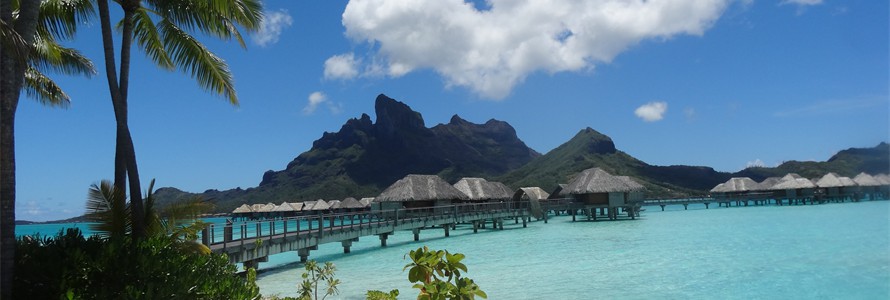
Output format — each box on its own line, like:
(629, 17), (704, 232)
(374, 174), (468, 213)
(232, 204), (253, 220)
(757, 177), (783, 192)
(853, 173), (881, 200)
(710, 177), (760, 200)
(310, 199), (332, 212)
(359, 197), (375, 208)
(453, 178), (512, 203)
(339, 197), (365, 211)
(563, 168), (639, 220)
(771, 176), (816, 204)
(815, 173), (857, 202)
(328, 200), (342, 211)
(272, 202), (301, 218)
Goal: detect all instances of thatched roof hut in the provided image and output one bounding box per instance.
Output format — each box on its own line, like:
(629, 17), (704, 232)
(272, 202), (299, 213)
(710, 177), (759, 193)
(452, 178), (512, 201)
(815, 173), (854, 188)
(757, 177), (783, 191)
(302, 200), (317, 211)
(359, 197), (375, 207)
(256, 203), (277, 213)
(310, 199), (331, 211)
(772, 178), (816, 190)
(564, 168), (633, 194)
(838, 176), (857, 187)
(289, 202), (304, 211)
(512, 187), (550, 201)
(376, 174), (468, 202)
(340, 197), (364, 209)
(328, 200), (342, 210)
(250, 203), (265, 212)
(232, 204), (253, 214)
(853, 173), (881, 186)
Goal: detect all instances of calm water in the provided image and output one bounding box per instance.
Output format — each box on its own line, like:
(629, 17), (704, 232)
(16, 202), (890, 299)
(254, 201), (890, 299)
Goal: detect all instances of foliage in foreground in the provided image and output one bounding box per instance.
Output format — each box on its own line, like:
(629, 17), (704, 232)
(298, 260), (340, 300)
(404, 246), (487, 300)
(14, 228), (260, 299)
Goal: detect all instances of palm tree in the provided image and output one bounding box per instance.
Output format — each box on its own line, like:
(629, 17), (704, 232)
(1, 0), (95, 298)
(94, 0), (262, 238)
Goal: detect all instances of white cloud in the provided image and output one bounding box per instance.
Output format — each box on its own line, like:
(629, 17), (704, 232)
(324, 53), (360, 80)
(303, 91), (344, 115)
(781, 0), (823, 6)
(334, 0), (733, 99)
(635, 101), (668, 122)
(253, 9), (293, 47)
(746, 159), (766, 168)
(303, 91), (328, 114)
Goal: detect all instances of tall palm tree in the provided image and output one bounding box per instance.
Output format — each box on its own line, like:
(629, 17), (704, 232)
(1, 0), (95, 298)
(94, 0), (262, 238)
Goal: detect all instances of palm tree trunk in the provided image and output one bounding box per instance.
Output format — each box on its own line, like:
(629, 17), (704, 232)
(97, 0), (145, 238)
(118, 3), (145, 238)
(1, 1), (41, 297)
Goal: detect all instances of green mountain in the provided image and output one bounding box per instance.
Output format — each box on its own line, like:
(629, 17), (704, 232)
(497, 128), (889, 197)
(155, 94), (540, 212)
(155, 94), (888, 212)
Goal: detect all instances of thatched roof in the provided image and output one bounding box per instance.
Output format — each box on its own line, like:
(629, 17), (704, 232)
(250, 203), (265, 212)
(564, 168), (632, 194)
(490, 182), (514, 198)
(816, 173), (857, 188)
(853, 173), (881, 186)
(376, 174), (468, 202)
(772, 178), (816, 190)
(452, 178), (512, 201)
(289, 202), (304, 211)
(781, 173), (803, 181)
(514, 187), (550, 201)
(359, 197), (375, 207)
(256, 203), (277, 213)
(310, 200), (331, 211)
(272, 202), (299, 212)
(710, 177), (759, 193)
(757, 177), (783, 191)
(875, 174), (890, 185)
(232, 204), (253, 214)
(302, 200), (317, 211)
(328, 200), (342, 209)
(340, 197), (364, 209)
(615, 176), (645, 191)
(548, 184), (568, 199)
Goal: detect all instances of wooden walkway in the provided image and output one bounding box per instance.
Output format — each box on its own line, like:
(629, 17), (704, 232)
(202, 202), (534, 267)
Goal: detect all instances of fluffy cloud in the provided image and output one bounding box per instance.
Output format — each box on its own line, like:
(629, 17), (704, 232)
(253, 9), (293, 47)
(324, 53), (360, 80)
(334, 0), (732, 99)
(635, 101), (668, 122)
(303, 91), (328, 114)
(303, 91), (344, 115)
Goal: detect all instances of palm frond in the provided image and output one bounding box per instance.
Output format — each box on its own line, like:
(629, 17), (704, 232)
(132, 8), (174, 70)
(85, 180), (131, 239)
(143, 178), (165, 236)
(23, 66), (71, 107)
(38, 0), (95, 40)
(30, 31), (95, 77)
(158, 20), (238, 104)
(146, 0), (262, 47)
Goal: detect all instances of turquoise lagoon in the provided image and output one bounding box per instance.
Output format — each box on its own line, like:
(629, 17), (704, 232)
(16, 202), (890, 299)
(254, 201), (890, 299)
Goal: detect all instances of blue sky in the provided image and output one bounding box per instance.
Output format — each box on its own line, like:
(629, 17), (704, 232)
(15, 0), (888, 221)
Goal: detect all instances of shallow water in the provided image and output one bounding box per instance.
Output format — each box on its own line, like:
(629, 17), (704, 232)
(254, 201), (890, 299)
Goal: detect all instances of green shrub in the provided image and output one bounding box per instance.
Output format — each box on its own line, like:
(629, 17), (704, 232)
(14, 228), (260, 299)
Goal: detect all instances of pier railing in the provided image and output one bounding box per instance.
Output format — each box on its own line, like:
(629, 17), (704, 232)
(201, 201), (525, 248)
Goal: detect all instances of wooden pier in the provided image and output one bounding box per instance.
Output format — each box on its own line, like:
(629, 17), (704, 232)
(637, 191), (886, 211)
(202, 202), (537, 268)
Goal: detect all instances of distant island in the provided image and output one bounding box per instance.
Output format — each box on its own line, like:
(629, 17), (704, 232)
(139, 94), (888, 214)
